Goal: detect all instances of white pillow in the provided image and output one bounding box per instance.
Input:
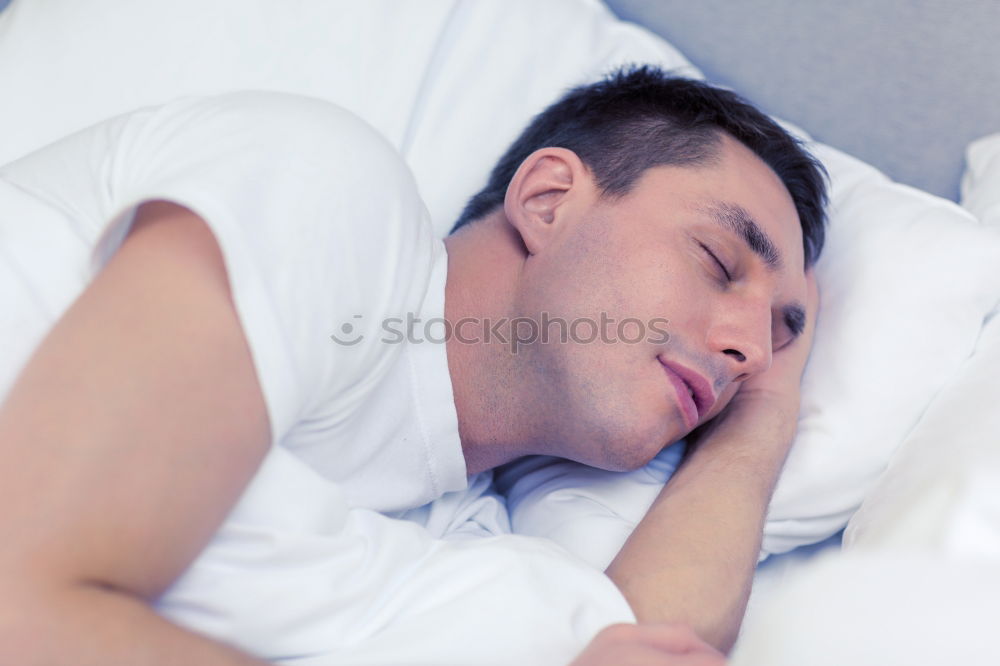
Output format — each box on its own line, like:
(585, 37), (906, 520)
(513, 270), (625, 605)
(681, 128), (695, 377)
(0, 0), (460, 169)
(0, 0), (699, 236)
(843, 311), (1000, 555)
(2, 0), (1000, 559)
(961, 132), (1000, 225)
(762, 144), (1000, 553)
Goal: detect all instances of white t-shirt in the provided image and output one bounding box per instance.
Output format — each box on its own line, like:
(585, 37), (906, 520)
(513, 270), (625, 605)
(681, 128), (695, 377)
(0, 92), (634, 664)
(0, 90), (467, 513)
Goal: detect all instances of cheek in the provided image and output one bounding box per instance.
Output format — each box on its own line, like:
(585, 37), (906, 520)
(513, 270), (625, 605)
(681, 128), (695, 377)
(520, 241), (617, 318)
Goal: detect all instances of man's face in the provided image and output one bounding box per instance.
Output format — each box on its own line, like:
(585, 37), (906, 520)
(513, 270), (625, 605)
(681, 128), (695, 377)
(511, 135), (808, 470)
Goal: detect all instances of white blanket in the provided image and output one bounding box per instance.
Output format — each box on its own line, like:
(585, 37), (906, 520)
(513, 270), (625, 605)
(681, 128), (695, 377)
(159, 447), (633, 664)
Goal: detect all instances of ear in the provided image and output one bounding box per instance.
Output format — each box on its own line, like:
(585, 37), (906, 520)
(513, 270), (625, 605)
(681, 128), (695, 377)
(504, 147), (591, 255)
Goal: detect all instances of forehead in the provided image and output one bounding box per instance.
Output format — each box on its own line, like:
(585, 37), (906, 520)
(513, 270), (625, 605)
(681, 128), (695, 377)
(621, 134), (806, 272)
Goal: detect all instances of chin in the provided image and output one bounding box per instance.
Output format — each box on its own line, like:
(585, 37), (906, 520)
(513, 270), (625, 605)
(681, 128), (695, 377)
(583, 420), (683, 472)
(548, 380), (687, 470)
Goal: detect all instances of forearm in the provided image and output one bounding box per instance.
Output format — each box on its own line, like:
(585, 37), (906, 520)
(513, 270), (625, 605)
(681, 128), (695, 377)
(604, 399), (797, 652)
(1, 579), (267, 665)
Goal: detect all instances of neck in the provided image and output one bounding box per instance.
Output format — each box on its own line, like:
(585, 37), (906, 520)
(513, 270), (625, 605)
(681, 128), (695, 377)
(443, 212), (536, 475)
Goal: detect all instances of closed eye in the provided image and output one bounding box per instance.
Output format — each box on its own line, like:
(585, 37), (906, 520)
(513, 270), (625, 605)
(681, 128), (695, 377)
(699, 243), (732, 282)
(773, 306), (806, 351)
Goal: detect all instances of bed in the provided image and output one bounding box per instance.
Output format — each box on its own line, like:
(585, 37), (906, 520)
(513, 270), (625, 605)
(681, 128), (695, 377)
(2, 1), (999, 664)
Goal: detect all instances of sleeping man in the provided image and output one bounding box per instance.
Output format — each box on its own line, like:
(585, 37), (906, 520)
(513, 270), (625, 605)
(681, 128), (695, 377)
(0, 66), (825, 665)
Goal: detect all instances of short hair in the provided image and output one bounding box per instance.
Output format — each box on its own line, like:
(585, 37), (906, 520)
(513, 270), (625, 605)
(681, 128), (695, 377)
(449, 65), (827, 267)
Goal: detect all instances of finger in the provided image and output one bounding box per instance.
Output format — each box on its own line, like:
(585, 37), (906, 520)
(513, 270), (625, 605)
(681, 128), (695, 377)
(571, 641), (721, 666)
(623, 623), (724, 655)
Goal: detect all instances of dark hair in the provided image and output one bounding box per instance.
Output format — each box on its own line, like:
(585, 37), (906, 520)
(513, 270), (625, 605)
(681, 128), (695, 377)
(449, 65), (827, 267)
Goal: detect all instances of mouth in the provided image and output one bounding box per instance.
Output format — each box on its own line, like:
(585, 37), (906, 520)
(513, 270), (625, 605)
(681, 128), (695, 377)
(657, 356), (717, 429)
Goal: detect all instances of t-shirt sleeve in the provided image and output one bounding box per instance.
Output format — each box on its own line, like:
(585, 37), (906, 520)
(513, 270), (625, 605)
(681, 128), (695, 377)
(83, 92), (436, 443)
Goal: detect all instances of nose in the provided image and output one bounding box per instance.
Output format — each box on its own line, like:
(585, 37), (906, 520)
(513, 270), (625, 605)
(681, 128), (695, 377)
(706, 299), (772, 382)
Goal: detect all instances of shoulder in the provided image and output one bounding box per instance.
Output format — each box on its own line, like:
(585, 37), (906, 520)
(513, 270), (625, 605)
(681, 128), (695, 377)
(114, 91), (429, 247)
(136, 91), (411, 185)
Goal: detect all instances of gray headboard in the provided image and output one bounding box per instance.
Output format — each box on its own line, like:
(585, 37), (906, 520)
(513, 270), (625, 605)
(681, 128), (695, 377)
(604, 0), (1000, 202)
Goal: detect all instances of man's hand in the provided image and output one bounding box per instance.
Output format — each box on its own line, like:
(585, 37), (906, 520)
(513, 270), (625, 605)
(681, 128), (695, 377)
(569, 623), (726, 666)
(605, 270), (820, 652)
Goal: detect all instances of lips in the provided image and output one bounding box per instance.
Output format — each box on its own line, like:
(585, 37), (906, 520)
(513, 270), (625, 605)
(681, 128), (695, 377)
(658, 357), (717, 428)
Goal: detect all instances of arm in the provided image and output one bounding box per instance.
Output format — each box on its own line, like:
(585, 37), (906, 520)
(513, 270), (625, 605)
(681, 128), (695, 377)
(604, 272), (819, 653)
(0, 202), (271, 664)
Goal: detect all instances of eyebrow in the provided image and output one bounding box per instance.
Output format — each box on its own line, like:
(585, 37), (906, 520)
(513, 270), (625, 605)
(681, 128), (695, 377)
(704, 202), (806, 339)
(706, 202), (783, 271)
